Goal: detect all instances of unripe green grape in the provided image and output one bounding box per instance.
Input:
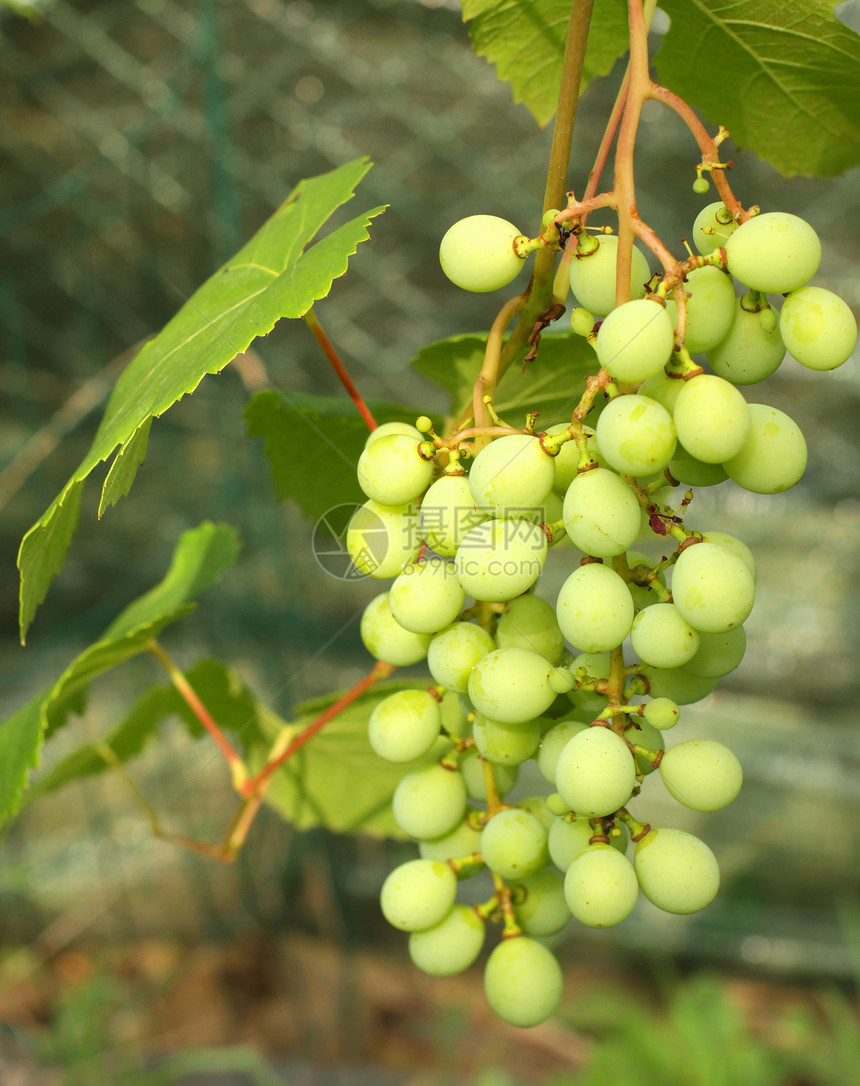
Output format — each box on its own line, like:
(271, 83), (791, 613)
(660, 739), (743, 811)
(596, 299), (675, 382)
(567, 651), (610, 714)
(440, 690), (472, 738)
(454, 517), (548, 602)
(418, 812), (483, 869)
(496, 594), (565, 665)
(634, 827), (720, 914)
(684, 626), (746, 678)
(707, 296), (786, 385)
(555, 727), (636, 817)
(392, 763), (467, 840)
(571, 306), (597, 337)
(626, 552), (667, 611)
(439, 214), (526, 293)
(723, 403), (808, 494)
(700, 530), (756, 581)
(671, 541), (755, 633)
(427, 621), (496, 693)
(672, 375), (750, 464)
(388, 558), (465, 634)
(480, 808), (549, 879)
(562, 467), (641, 557)
(642, 697), (680, 730)
(725, 212), (821, 294)
(569, 234), (651, 316)
(366, 421), (423, 445)
(638, 369), (684, 414)
(692, 176), (710, 195)
(556, 563), (634, 654)
(564, 844), (639, 927)
(459, 749), (519, 799)
(546, 793), (571, 817)
(545, 423), (601, 493)
(360, 593), (432, 666)
(419, 474), (487, 558)
(631, 602), (700, 670)
(668, 266), (737, 355)
(692, 201), (738, 255)
(536, 718), (589, 783)
(409, 905), (486, 975)
(473, 713), (542, 766)
(517, 795), (556, 831)
(468, 434), (555, 516)
(778, 285), (858, 371)
(483, 937), (563, 1028)
(512, 867), (570, 936)
(347, 500), (421, 579)
(548, 815), (628, 871)
(368, 689), (441, 763)
(468, 647), (557, 724)
(668, 444), (729, 487)
(357, 433), (434, 506)
(380, 858), (458, 931)
(595, 395), (677, 477)
(639, 664), (719, 705)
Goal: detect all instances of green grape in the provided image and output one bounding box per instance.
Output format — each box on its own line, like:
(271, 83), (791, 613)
(567, 651), (611, 714)
(496, 594), (565, 664)
(356, 433), (434, 506)
(548, 816), (628, 871)
(634, 827), (720, 914)
(554, 727), (636, 817)
(536, 719), (589, 783)
(473, 713), (542, 766)
(468, 434), (556, 516)
(562, 467), (641, 557)
(468, 647), (557, 724)
(427, 621), (496, 693)
(418, 812), (484, 870)
(419, 474), (487, 558)
(596, 299), (675, 382)
(454, 517), (548, 602)
(660, 739), (743, 811)
(642, 697), (680, 730)
(692, 201), (738, 255)
(517, 795), (556, 831)
(778, 285), (858, 371)
(439, 214), (526, 293)
(388, 558), (465, 634)
(626, 552), (666, 611)
(700, 530), (756, 581)
(366, 421), (423, 445)
(409, 905), (486, 975)
(668, 443), (728, 487)
(346, 500), (422, 579)
(480, 808), (549, 879)
(440, 690), (472, 738)
(672, 266), (737, 354)
(692, 176), (710, 195)
(723, 403), (808, 494)
(512, 867), (570, 936)
(546, 793), (571, 817)
(595, 395), (677, 477)
(724, 212), (821, 294)
(545, 423), (601, 492)
(671, 542), (755, 633)
(483, 937), (563, 1028)
(368, 689), (442, 763)
(556, 563), (635, 654)
(392, 763), (467, 840)
(564, 844), (639, 927)
(630, 602), (700, 670)
(639, 664), (719, 705)
(360, 592), (432, 666)
(684, 626), (746, 678)
(638, 369), (684, 414)
(706, 295), (786, 385)
(380, 858), (458, 932)
(459, 750), (519, 799)
(672, 375), (750, 463)
(569, 234), (651, 317)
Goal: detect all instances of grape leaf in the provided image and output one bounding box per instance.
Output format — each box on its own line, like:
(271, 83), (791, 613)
(0, 523), (239, 825)
(18, 157), (385, 642)
(656, 0), (860, 177)
(410, 330), (596, 427)
(461, 0), (630, 126)
(244, 393), (441, 522)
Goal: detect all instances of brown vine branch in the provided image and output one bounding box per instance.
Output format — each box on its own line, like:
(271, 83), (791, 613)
(305, 308), (378, 431)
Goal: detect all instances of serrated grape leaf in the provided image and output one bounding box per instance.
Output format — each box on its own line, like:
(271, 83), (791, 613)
(98, 417), (152, 516)
(244, 392), (442, 522)
(249, 682), (450, 838)
(656, 0), (860, 177)
(410, 330), (597, 428)
(18, 157), (385, 642)
(0, 523), (239, 825)
(461, 0), (630, 126)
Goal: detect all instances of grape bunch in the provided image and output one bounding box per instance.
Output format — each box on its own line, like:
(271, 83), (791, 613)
(346, 202), (855, 1028)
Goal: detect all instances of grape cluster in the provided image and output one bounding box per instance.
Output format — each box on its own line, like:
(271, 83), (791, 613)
(347, 203), (855, 1028)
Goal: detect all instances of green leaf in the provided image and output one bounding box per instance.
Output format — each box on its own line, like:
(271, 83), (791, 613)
(18, 157), (385, 641)
(0, 523), (240, 825)
(410, 330), (596, 426)
(249, 682), (449, 837)
(244, 392), (440, 522)
(657, 0), (860, 177)
(461, 0), (630, 127)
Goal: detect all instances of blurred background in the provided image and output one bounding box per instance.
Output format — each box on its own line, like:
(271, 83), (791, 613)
(1, 0), (859, 1082)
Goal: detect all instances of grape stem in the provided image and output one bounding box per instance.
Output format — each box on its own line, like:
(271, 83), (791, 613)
(304, 308), (378, 432)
